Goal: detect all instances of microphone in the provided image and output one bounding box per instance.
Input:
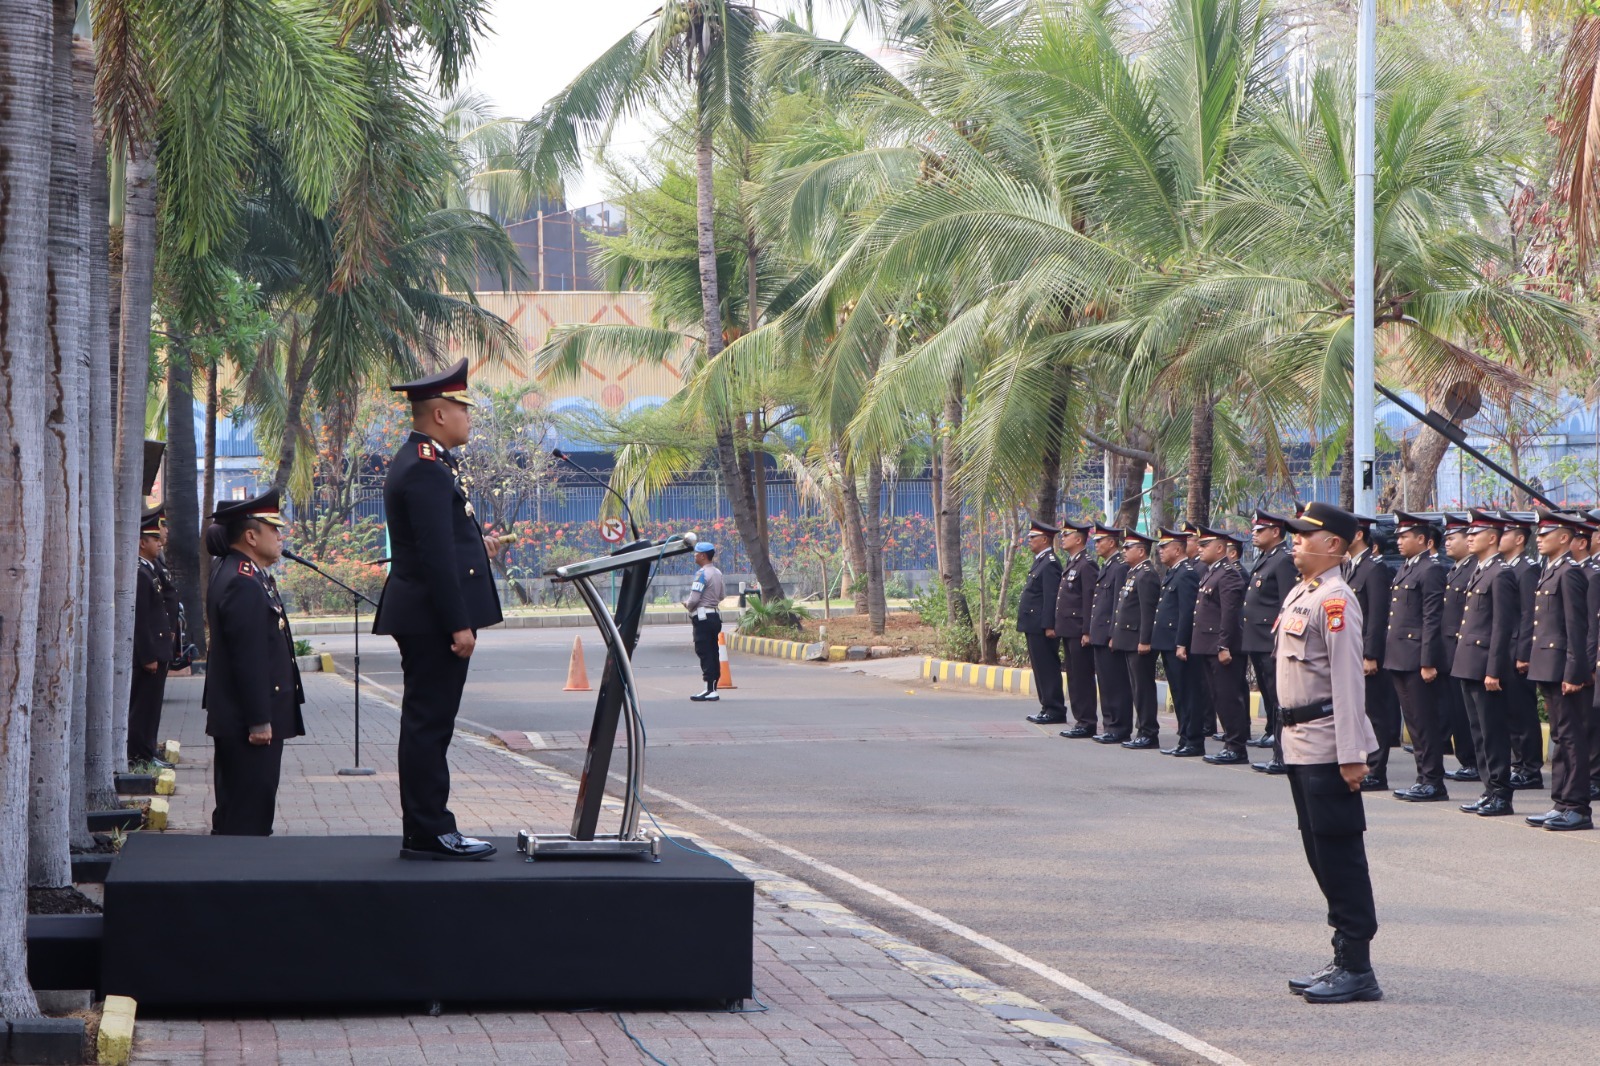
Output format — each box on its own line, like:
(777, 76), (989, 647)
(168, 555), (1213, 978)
(282, 547), (314, 567)
(551, 448), (641, 541)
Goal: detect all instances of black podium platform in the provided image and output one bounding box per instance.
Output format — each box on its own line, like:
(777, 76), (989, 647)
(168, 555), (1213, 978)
(102, 834), (753, 1009)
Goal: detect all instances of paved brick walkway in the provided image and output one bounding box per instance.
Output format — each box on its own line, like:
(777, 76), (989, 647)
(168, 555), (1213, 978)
(131, 672), (1150, 1066)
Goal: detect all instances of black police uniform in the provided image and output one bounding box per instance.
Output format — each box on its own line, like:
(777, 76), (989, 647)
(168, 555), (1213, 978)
(1054, 547), (1100, 734)
(1346, 548), (1396, 786)
(204, 549), (305, 835)
(1385, 549), (1447, 794)
(1585, 556), (1600, 789)
(1154, 555), (1200, 751)
(1440, 551), (1479, 778)
(1089, 548), (1131, 740)
(1526, 551), (1590, 820)
(129, 555), (174, 763)
(1451, 554), (1520, 804)
(1111, 557), (1161, 743)
(374, 428), (504, 846)
(1243, 538), (1298, 747)
(1193, 550), (1248, 760)
(1506, 551), (1545, 784)
(1018, 542), (1065, 723)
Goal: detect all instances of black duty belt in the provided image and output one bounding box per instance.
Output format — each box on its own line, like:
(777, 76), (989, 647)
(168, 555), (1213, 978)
(1280, 702), (1334, 726)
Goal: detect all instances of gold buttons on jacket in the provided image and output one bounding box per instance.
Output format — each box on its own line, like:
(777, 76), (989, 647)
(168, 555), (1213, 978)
(469, 568), (476, 576)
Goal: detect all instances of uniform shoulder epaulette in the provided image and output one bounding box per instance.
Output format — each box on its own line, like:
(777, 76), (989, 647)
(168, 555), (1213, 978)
(238, 559), (256, 576)
(417, 441), (438, 461)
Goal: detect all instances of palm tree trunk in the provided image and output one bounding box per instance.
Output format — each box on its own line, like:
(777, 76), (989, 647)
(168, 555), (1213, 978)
(940, 379), (971, 628)
(166, 331), (205, 658)
(271, 331), (315, 498)
(84, 85), (120, 814)
(1187, 391), (1215, 526)
(1339, 436), (1354, 510)
(691, 122), (782, 599)
(837, 449), (870, 616)
(865, 460), (887, 636)
(0, 0), (55, 1018)
(31, 0), (89, 892)
(1035, 364), (1071, 521)
(113, 149), (157, 769)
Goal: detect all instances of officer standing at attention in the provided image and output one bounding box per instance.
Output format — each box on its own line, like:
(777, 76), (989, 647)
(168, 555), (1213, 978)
(1054, 521), (1100, 738)
(129, 506), (175, 767)
(1020, 519), (1066, 725)
(1385, 513), (1449, 803)
(373, 358), (505, 861)
(1439, 515), (1480, 782)
(1342, 517), (1394, 790)
(1498, 513), (1545, 791)
(203, 492), (305, 836)
(1569, 515), (1600, 797)
(1276, 502), (1383, 1004)
(1184, 522), (1219, 739)
(1522, 510), (1592, 831)
(684, 541), (726, 701)
(1088, 525), (1132, 743)
(1155, 529), (1202, 756)
(1189, 528), (1248, 764)
(1244, 512), (1298, 766)
(1113, 530), (1161, 749)
(1453, 510), (1521, 818)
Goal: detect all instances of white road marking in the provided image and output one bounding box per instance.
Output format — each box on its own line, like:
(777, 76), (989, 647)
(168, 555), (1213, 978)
(640, 781), (1252, 1066)
(522, 730), (548, 749)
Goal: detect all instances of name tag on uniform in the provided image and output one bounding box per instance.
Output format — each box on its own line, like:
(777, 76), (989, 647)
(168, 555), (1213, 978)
(1067, 572), (1077, 581)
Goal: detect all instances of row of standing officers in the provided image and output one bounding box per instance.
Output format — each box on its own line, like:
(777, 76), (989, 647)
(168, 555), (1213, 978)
(1016, 506), (1600, 830)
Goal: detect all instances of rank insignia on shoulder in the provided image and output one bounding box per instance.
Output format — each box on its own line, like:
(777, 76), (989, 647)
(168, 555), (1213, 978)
(238, 560), (255, 576)
(418, 442), (436, 460)
(1323, 597), (1347, 631)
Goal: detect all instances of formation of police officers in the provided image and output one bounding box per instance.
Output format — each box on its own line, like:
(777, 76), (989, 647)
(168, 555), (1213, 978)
(130, 505), (181, 769)
(1017, 505), (1600, 832)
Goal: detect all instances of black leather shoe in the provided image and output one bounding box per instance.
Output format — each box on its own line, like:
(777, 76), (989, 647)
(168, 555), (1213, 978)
(1171, 745), (1206, 757)
(1393, 783), (1449, 802)
(1249, 734), (1276, 748)
(1475, 796), (1514, 817)
(1509, 770), (1544, 791)
(1525, 808), (1559, 826)
(1358, 775), (1387, 792)
(1212, 731), (1227, 741)
(400, 832), (498, 861)
(1444, 766), (1480, 781)
(1544, 809), (1594, 831)
(1289, 958), (1339, 995)
(1122, 735), (1159, 750)
(1302, 967), (1383, 1003)
(1403, 744), (1414, 754)
(1204, 749), (1250, 765)
(1590, 783), (1600, 800)
(1458, 795), (1487, 813)
(1094, 733), (1130, 744)
(1058, 726), (1094, 739)
(1026, 712), (1067, 724)
(1253, 761), (1289, 775)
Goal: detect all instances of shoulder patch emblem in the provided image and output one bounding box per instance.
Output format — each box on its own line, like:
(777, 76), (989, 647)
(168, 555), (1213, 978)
(418, 442), (437, 461)
(238, 560), (255, 576)
(1323, 597), (1347, 631)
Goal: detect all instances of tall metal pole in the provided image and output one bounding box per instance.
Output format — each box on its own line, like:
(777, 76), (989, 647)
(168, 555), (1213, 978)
(1353, 0), (1378, 514)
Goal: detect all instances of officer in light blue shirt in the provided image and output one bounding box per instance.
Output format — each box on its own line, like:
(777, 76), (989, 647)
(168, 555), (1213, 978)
(683, 542), (726, 701)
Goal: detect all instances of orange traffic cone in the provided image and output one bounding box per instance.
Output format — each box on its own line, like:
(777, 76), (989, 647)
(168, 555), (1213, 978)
(717, 631), (736, 690)
(563, 636), (591, 691)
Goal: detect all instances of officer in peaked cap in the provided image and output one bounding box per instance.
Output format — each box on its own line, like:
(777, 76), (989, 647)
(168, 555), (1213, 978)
(1522, 510), (1593, 830)
(1087, 524), (1132, 742)
(1438, 513), (1480, 783)
(1385, 513), (1449, 803)
(1112, 530), (1162, 749)
(1053, 520), (1101, 738)
(1276, 502), (1383, 1003)
(1344, 514), (1396, 791)
(1571, 513), (1600, 797)
(1494, 511), (1545, 791)
(203, 491), (305, 836)
(1190, 527), (1248, 763)
(1245, 511), (1300, 771)
(1154, 529), (1203, 755)
(1452, 509), (1522, 817)
(685, 541), (727, 701)
(129, 505), (175, 767)
(374, 357), (506, 860)
(1019, 518), (1066, 725)
(1183, 522), (1218, 738)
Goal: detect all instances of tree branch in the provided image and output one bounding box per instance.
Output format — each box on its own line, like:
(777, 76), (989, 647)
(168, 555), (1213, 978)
(1083, 428), (1157, 465)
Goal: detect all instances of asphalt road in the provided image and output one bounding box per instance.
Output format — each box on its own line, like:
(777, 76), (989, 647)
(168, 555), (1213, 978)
(311, 623), (1600, 1066)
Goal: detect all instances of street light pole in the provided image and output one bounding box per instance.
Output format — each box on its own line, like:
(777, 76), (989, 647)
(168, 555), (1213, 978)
(1353, 0), (1377, 514)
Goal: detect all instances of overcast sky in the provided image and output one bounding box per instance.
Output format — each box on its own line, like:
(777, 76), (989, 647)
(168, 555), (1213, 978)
(463, 1), (881, 206)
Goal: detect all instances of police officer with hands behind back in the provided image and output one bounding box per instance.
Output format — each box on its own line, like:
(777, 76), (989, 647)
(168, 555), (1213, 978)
(1276, 502), (1384, 1004)
(1019, 519), (1066, 726)
(685, 541), (726, 702)
(203, 492), (305, 836)
(1112, 530), (1162, 749)
(1054, 521), (1100, 738)
(373, 358), (506, 861)
(1522, 510), (1592, 831)
(130, 505), (175, 768)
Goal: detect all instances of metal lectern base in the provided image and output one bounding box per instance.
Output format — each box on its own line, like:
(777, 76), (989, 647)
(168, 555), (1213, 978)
(517, 830), (661, 861)
(337, 767), (377, 776)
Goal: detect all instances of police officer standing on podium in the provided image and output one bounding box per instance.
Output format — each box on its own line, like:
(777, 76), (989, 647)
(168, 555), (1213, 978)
(203, 492), (305, 836)
(1019, 519), (1066, 725)
(1054, 521), (1100, 738)
(1277, 502), (1383, 1003)
(374, 358), (505, 860)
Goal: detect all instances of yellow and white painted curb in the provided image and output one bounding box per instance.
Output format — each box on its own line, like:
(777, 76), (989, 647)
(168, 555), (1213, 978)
(922, 657), (1037, 696)
(728, 632), (829, 661)
(98, 995), (136, 1065)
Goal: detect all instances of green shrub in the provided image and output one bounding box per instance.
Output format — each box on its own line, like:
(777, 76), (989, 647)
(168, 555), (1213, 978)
(885, 573), (913, 599)
(738, 596), (811, 637)
(912, 579), (947, 626)
(293, 639), (314, 657)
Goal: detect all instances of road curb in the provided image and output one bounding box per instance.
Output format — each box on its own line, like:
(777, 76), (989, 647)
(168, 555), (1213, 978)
(920, 656), (1277, 720)
(728, 632), (830, 661)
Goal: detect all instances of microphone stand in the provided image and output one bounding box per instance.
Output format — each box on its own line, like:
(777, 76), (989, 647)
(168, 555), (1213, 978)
(284, 550), (380, 777)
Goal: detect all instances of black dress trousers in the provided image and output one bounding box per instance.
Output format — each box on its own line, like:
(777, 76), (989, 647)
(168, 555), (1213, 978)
(395, 632), (474, 840)
(1542, 683), (1592, 815)
(1026, 631), (1066, 719)
(692, 614), (724, 685)
(1461, 679), (1513, 799)
(127, 663), (170, 763)
(1287, 763), (1378, 945)
(211, 735), (286, 837)
(1251, 651), (1280, 739)
(1506, 671), (1545, 773)
(1124, 649), (1159, 739)
(1389, 670), (1444, 788)
(1161, 650), (1200, 746)
(1202, 654), (1248, 754)
(1064, 639), (1098, 732)
(1093, 644), (1131, 738)
(1363, 674), (1400, 783)
(1441, 671), (1477, 770)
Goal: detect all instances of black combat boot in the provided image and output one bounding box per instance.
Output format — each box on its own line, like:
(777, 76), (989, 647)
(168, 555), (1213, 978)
(1302, 937), (1383, 1003)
